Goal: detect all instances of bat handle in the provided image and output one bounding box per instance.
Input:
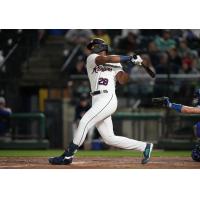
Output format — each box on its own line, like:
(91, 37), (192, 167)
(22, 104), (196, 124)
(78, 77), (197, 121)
(142, 63), (156, 78)
(132, 54), (156, 78)
(132, 54), (137, 59)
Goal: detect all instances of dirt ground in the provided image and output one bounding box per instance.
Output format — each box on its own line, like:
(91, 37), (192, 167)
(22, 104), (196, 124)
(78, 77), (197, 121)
(0, 157), (199, 169)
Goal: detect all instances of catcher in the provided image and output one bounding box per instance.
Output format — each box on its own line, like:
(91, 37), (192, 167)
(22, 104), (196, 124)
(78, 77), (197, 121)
(152, 89), (200, 162)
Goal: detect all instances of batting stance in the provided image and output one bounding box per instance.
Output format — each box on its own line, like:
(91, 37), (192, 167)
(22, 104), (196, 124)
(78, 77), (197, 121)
(49, 38), (153, 165)
(152, 89), (200, 162)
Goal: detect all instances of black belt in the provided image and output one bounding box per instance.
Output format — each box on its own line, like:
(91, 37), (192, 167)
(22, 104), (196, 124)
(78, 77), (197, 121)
(90, 90), (108, 96)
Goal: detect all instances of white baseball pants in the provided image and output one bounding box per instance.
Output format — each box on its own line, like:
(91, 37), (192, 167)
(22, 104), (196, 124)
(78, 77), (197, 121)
(73, 92), (146, 152)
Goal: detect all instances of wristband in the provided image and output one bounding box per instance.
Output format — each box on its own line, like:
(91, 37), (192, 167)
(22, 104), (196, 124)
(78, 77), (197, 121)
(122, 61), (134, 73)
(171, 103), (183, 112)
(120, 55), (132, 63)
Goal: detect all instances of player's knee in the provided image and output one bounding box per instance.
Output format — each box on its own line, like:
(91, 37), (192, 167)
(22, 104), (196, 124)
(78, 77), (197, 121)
(79, 117), (93, 133)
(104, 136), (116, 145)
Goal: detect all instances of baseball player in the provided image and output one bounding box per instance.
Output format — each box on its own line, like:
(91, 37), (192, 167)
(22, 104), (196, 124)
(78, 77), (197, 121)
(153, 89), (200, 161)
(49, 38), (153, 165)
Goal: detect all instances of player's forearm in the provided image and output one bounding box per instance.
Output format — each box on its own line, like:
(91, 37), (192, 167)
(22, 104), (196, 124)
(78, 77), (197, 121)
(95, 55), (131, 65)
(181, 106), (200, 114)
(169, 103), (200, 114)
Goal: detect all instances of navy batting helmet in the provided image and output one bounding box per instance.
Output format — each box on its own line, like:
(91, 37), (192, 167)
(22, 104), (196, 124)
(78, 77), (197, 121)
(192, 89), (200, 106)
(87, 38), (108, 53)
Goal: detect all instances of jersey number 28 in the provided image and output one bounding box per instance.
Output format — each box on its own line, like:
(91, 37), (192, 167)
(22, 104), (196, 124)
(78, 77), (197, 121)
(98, 78), (108, 86)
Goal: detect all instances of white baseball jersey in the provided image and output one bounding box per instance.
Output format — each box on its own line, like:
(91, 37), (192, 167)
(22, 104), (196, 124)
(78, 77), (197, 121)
(86, 53), (123, 93)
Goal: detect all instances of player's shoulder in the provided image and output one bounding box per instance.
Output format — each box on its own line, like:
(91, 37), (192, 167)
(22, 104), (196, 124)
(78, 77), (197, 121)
(87, 53), (99, 63)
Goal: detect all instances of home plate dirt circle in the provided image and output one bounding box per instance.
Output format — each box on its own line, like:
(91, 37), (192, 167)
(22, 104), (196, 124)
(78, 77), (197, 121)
(0, 157), (199, 169)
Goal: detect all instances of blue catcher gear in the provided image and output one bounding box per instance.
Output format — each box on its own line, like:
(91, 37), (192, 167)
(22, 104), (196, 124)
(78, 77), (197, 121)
(87, 38), (108, 53)
(194, 122), (200, 138)
(191, 144), (200, 162)
(192, 89), (200, 106)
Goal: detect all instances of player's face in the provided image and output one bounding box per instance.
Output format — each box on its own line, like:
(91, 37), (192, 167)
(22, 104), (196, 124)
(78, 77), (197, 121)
(98, 51), (107, 56)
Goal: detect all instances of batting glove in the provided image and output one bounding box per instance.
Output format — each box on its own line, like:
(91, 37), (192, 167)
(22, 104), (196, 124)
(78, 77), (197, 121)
(131, 55), (143, 66)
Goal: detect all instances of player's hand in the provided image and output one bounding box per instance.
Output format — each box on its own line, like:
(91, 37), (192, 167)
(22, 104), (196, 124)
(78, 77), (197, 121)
(163, 97), (172, 108)
(131, 55), (143, 66)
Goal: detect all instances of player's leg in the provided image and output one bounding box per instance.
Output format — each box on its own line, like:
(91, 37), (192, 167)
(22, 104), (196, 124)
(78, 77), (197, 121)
(85, 125), (95, 144)
(96, 117), (153, 164)
(96, 116), (146, 151)
(49, 93), (117, 165)
(73, 94), (117, 147)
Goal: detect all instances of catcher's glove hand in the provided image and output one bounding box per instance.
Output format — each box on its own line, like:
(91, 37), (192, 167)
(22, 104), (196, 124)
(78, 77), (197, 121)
(152, 96), (172, 107)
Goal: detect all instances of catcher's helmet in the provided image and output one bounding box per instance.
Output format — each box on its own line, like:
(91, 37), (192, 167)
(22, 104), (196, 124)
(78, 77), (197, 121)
(192, 89), (200, 106)
(87, 38), (108, 53)
(191, 144), (200, 162)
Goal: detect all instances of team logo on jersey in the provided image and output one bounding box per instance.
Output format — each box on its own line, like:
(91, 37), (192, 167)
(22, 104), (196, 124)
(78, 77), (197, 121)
(92, 65), (112, 73)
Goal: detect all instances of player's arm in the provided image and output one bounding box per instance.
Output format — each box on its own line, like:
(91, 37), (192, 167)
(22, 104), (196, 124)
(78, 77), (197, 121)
(95, 55), (142, 66)
(116, 71), (129, 85)
(154, 97), (200, 114)
(180, 106), (200, 114)
(95, 55), (122, 65)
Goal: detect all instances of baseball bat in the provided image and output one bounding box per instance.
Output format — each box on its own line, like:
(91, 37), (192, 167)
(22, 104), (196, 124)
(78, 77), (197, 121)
(141, 63), (156, 78)
(133, 55), (156, 78)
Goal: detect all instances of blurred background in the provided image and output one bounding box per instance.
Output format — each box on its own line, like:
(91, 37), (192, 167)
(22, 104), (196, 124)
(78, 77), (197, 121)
(0, 29), (200, 150)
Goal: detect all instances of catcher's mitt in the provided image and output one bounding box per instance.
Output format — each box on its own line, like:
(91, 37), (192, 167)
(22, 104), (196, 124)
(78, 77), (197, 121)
(152, 96), (169, 106)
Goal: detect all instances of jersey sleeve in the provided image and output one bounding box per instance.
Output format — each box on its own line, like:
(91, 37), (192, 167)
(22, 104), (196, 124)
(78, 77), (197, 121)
(86, 53), (99, 68)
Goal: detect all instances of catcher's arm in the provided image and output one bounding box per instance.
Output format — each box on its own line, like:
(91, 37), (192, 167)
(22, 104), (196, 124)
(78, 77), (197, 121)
(181, 106), (200, 114)
(152, 96), (200, 114)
